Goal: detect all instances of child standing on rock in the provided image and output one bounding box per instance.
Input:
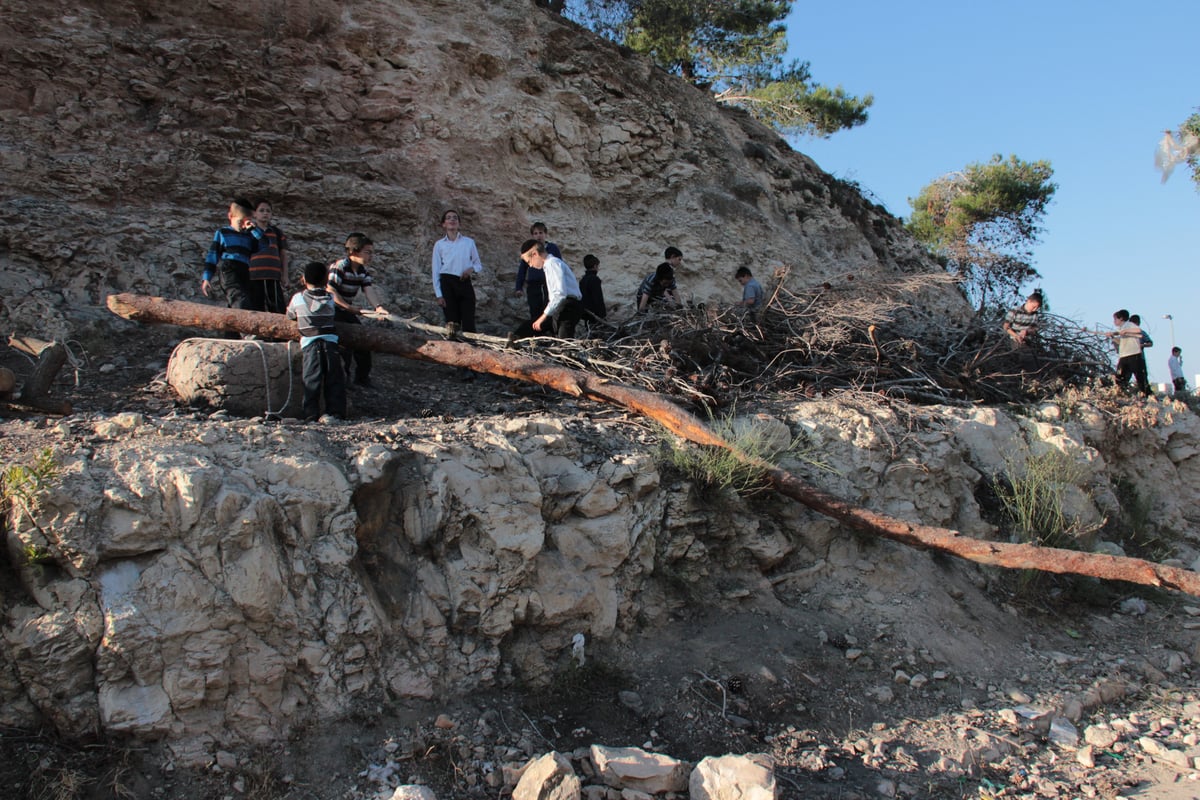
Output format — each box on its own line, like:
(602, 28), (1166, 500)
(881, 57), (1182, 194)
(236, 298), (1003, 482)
(286, 261), (346, 422)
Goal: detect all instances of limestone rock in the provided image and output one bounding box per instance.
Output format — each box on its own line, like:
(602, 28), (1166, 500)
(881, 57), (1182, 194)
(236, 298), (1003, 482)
(590, 745), (690, 794)
(690, 753), (776, 800)
(513, 752), (581, 800)
(390, 787), (438, 800)
(167, 338), (306, 419)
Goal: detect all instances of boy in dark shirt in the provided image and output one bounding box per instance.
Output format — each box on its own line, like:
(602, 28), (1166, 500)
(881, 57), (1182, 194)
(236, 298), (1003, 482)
(286, 261), (346, 422)
(202, 197), (267, 310)
(579, 254), (607, 336)
(636, 247), (682, 311)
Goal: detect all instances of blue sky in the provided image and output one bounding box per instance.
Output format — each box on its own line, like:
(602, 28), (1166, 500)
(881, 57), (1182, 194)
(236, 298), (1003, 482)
(783, 1), (1199, 387)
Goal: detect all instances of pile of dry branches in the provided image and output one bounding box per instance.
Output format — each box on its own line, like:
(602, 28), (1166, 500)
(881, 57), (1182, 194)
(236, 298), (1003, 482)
(493, 267), (1114, 409)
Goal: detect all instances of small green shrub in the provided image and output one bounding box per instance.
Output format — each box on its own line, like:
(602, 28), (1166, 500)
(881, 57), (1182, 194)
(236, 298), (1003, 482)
(3, 448), (58, 527)
(3, 448), (61, 564)
(657, 413), (823, 496)
(991, 449), (1093, 548)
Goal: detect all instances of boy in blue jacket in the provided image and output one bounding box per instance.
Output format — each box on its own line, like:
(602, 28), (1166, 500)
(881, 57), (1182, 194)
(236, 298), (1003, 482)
(202, 197), (267, 310)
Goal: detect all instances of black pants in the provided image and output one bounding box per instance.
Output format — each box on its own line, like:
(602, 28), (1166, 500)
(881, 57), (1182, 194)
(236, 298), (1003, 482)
(509, 297), (583, 341)
(1174, 377), (1187, 394)
(250, 279), (287, 313)
(524, 281), (549, 323)
(302, 339), (346, 420)
(218, 259), (254, 311)
(1134, 353), (1151, 395)
(1116, 354), (1151, 395)
(556, 297), (583, 340)
(334, 308), (371, 383)
(440, 274), (476, 333)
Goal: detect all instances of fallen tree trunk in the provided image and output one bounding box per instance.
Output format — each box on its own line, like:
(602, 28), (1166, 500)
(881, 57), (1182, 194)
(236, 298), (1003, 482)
(106, 293), (1200, 597)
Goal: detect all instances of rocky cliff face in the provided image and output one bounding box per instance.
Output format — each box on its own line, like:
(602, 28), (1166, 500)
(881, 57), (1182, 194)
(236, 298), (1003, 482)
(3, 400), (1199, 763)
(0, 0), (958, 342)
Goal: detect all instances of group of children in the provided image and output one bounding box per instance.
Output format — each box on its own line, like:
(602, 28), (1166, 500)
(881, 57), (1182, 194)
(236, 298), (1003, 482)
(1002, 290), (1186, 398)
(509, 221), (610, 342)
(201, 198), (290, 314)
(203, 198), (386, 422)
(203, 201), (770, 422)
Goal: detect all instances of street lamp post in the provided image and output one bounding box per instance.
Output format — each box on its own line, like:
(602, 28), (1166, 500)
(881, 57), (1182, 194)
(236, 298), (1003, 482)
(1163, 314), (1175, 349)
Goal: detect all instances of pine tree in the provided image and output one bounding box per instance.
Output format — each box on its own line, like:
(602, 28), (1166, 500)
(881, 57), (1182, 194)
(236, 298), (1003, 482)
(565, 0), (871, 137)
(907, 155), (1057, 312)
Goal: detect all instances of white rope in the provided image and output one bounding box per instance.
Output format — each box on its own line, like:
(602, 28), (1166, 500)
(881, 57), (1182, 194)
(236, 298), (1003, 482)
(61, 339), (89, 388)
(247, 339), (294, 420)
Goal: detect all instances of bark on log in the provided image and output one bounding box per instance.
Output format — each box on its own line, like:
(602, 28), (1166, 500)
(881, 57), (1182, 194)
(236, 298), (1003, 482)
(22, 342), (68, 401)
(105, 293), (1200, 598)
(3, 394), (73, 416)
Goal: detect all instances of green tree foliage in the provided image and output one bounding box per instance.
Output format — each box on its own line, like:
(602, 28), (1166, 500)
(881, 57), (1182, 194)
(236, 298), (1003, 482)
(907, 155), (1056, 312)
(564, 0), (872, 137)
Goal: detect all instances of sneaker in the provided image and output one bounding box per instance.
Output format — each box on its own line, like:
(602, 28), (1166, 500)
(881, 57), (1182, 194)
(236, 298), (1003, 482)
(318, 414), (343, 424)
(355, 376), (373, 388)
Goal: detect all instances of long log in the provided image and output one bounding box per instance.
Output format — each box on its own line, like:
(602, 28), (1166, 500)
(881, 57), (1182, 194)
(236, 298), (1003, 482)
(105, 293), (1200, 597)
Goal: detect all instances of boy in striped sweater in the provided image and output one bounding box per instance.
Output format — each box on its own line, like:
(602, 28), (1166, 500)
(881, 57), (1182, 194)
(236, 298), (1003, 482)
(328, 232), (388, 387)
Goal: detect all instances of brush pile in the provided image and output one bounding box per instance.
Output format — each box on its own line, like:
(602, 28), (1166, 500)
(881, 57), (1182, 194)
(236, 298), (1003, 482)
(497, 267), (1115, 409)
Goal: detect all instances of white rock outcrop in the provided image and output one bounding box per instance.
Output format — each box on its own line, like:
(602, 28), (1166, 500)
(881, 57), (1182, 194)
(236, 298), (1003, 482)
(690, 753), (777, 800)
(3, 397), (1198, 765)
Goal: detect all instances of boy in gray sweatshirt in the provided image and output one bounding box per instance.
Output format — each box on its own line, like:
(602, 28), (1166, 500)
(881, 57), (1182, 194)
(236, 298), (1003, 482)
(286, 261), (347, 421)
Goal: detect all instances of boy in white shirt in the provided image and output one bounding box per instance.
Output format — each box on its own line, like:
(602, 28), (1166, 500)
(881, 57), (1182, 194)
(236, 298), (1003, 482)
(432, 210), (484, 335)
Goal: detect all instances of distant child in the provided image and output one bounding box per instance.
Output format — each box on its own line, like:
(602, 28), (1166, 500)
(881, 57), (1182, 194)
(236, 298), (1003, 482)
(735, 266), (764, 313)
(286, 261), (346, 422)
(1002, 289), (1043, 346)
(202, 197), (268, 310)
(328, 233), (388, 388)
(1107, 309), (1150, 396)
(1168, 347), (1186, 395)
(432, 209), (484, 335)
(248, 198), (290, 313)
(514, 222), (562, 324)
(1129, 314), (1153, 394)
(579, 254), (607, 335)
